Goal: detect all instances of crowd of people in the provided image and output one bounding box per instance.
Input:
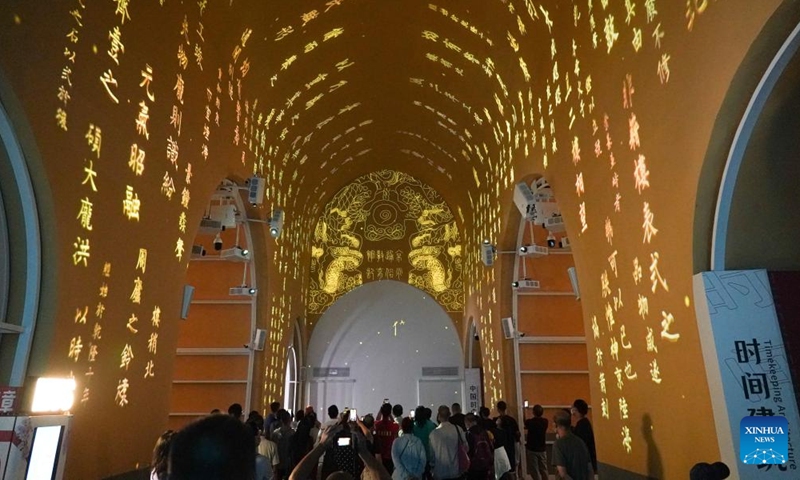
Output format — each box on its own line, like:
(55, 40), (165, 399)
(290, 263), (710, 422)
(147, 398), (727, 480)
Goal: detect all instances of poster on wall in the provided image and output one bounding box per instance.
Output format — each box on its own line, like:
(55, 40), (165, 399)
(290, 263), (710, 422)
(694, 270), (799, 478)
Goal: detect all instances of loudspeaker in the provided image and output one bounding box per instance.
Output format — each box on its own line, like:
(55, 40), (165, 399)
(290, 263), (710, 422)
(253, 329), (267, 351)
(567, 267), (580, 300)
(501, 317), (515, 339)
(181, 285), (195, 319)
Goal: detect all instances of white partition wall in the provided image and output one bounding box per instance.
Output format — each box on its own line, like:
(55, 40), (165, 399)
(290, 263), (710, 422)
(306, 280), (463, 414)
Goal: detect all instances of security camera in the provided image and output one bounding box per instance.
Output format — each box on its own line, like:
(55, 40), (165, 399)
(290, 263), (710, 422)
(213, 232), (223, 251)
(474, 333), (480, 341)
(519, 332), (526, 338)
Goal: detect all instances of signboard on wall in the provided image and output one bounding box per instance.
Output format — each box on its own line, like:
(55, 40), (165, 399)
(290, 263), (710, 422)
(694, 270), (800, 478)
(0, 387), (21, 415)
(465, 368), (482, 414)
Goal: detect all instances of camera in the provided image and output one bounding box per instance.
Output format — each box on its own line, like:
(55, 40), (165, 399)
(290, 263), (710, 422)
(213, 232), (223, 251)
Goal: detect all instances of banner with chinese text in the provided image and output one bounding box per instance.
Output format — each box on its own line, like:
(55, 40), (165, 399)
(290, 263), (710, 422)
(464, 368), (482, 414)
(694, 270), (799, 478)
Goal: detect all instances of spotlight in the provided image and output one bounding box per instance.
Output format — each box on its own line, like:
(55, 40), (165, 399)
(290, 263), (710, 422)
(229, 286), (257, 296)
(213, 232), (223, 251)
(269, 209), (284, 238)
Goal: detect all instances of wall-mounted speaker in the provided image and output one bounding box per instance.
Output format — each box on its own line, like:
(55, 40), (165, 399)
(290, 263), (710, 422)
(181, 285), (195, 319)
(253, 328), (267, 351)
(501, 317), (515, 339)
(567, 267), (580, 300)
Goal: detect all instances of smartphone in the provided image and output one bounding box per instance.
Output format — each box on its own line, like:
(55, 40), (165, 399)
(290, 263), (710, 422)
(349, 409), (358, 422)
(409, 410), (415, 419)
(383, 398), (389, 404)
(337, 437), (351, 447)
(524, 400), (529, 408)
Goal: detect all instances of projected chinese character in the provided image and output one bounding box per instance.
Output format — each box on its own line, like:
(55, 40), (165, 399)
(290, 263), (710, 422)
(56, 108), (68, 131)
(660, 311), (680, 342)
(77, 197), (94, 231)
(120, 344), (134, 369)
(123, 186), (141, 221)
(74, 306), (88, 324)
(144, 360), (155, 378)
(621, 426), (632, 453)
(73, 237), (90, 266)
(649, 253), (668, 293)
(135, 101), (150, 139)
(136, 248), (147, 273)
(115, 378), (129, 406)
(151, 306), (161, 328)
(619, 397), (629, 419)
(148, 332), (158, 354)
(68, 336), (83, 362)
(108, 27), (124, 65)
(100, 70), (120, 104)
(601, 398), (609, 419)
(130, 277), (143, 304)
(650, 359), (662, 384)
(126, 314), (139, 334)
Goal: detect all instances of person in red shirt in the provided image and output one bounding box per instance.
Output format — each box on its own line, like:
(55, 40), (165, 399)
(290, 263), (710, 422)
(374, 402), (400, 474)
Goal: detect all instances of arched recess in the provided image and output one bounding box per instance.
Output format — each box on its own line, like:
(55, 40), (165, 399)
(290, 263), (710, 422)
(509, 176), (590, 477)
(0, 95), (45, 385)
(692, 2), (800, 272)
(710, 21), (800, 271)
(283, 319), (303, 414)
(168, 181), (259, 430)
(306, 280), (463, 414)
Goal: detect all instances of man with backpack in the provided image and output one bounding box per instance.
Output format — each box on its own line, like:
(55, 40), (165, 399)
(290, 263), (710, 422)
(465, 413), (494, 480)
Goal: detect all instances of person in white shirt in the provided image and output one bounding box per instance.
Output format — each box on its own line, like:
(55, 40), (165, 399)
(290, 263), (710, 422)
(253, 422), (280, 480)
(392, 418), (427, 480)
(428, 406), (467, 480)
(317, 404), (340, 444)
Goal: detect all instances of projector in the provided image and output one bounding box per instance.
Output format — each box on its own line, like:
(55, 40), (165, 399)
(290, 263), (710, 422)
(229, 286), (257, 296)
(219, 246), (250, 262)
(481, 241), (496, 266)
(544, 215), (566, 233)
(518, 244), (549, 258)
(512, 279), (540, 290)
(513, 182), (537, 221)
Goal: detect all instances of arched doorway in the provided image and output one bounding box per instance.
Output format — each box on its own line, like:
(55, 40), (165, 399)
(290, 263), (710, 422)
(0, 99), (43, 386)
(306, 280), (463, 414)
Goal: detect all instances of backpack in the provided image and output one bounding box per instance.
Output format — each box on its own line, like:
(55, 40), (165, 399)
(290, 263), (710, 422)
(469, 429), (494, 472)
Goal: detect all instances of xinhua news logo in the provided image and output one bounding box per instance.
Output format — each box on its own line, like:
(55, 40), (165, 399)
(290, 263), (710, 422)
(740, 416), (789, 465)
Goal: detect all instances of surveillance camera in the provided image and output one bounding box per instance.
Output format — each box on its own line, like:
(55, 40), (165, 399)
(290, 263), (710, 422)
(474, 334), (480, 341)
(213, 233), (223, 251)
(519, 332), (526, 337)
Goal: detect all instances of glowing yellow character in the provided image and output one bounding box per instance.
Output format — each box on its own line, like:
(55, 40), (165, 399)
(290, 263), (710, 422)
(77, 197), (94, 231)
(599, 373), (606, 394)
(73, 237), (90, 267)
(301, 9), (319, 26)
(621, 426), (632, 453)
(632, 257), (643, 284)
(660, 311), (680, 342)
(128, 144), (145, 176)
(638, 294), (649, 319)
(180, 187), (190, 209)
(68, 336), (83, 362)
(177, 44), (189, 70)
(642, 202), (658, 243)
(646, 326), (657, 352)
(100, 70), (120, 103)
(115, 378), (129, 406)
(619, 397), (629, 419)
(657, 53), (671, 83)
(57, 85), (71, 106)
(628, 113), (640, 150)
(122, 186), (141, 221)
(632, 28), (643, 52)
(114, 0), (131, 23)
(605, 218), (614, 245)
(99, 283), (108, 298)
(120, 344), (134, 370)
(166, 137), (179, 168)
(130, 277), (143, 304)
(185, 163), (192, 184)
(646, 0), (658, 23)
(74, 306), (88, 324)
(108, 27), (124, 65)
(174, 74), (185, 104)
(610, 337), (619, 362)
(144, 360), (155, 378)
(88, 344), (98, 362)
(135, 101), (150, 139)
(152, 306), (161, 328)
(178, 212), (187, 233)
(55, 108), (68, 131)
(591, 315), (600, 340)
(595, 347), (603, 367)
(601, 271), (611, 298)
(604, 15), (619, 53)
(325, 0), (344, 11)
(95, 302), (105, 319)
(650, 358), (662, 384)
(579, 202), (588, 233)
(274, 26), (294, 41)
(161, 172), (176, 200)
(148, 332), (158, 354)
(281, 55), (297, 71)
(614, 366), (624, 389)
(624, 361), (637, 381)
(175, 238), (185, 261)
(324, 27), (345, 41)
(601, 398), (609, 419)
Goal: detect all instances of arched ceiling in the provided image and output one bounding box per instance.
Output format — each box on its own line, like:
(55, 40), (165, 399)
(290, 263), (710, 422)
(239, 0), (537, 241)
